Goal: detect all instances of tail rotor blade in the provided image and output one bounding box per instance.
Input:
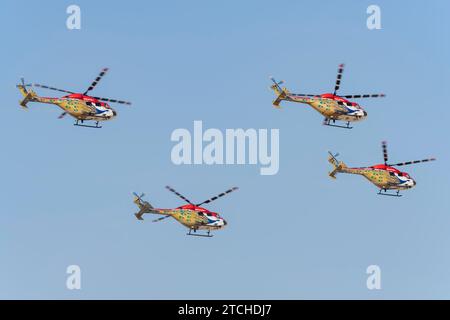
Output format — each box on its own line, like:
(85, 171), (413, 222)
(196, 187), (238, 206)
(333, 63), (345, 95)
(389, 158), (436, 167)
(328, 151), (340, 163)
(165, 186), (193, 205)
(382, 141), (389, 165)
(133, 192), (145, 201)
(270, 76), (284, 91)
(269, 77), (284, 86)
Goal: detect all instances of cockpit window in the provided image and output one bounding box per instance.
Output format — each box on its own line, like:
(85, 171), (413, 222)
(86, 101), (103, 107)
(206, 212), (218, 217)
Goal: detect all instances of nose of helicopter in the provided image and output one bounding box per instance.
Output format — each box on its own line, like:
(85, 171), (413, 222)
(407, 179), (416, 188)
(112, 110), (117, 117)
(355, 109), (367, 119)
(222, 219), (227, 227)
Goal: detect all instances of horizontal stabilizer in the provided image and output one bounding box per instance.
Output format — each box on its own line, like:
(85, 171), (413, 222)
(19, 92), (35, 108)
(135, 213), (144, 221)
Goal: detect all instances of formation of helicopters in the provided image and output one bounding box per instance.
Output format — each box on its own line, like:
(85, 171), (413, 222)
(15, 64), (436, 237)
(133, 186), (238, 237)
(328, 141), (436, 197)
(270, 64), (385, 129)
(17, 68), (131, 128)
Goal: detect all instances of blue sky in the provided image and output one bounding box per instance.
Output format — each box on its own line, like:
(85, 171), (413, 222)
(1, 0), (449, 299)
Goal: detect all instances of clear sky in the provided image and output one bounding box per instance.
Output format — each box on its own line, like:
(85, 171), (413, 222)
(1, 0), (449, 299)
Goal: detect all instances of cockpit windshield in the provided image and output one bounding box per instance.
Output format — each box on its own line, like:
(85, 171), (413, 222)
(398, 172), (410, 178)
(206, 212), (219, 218)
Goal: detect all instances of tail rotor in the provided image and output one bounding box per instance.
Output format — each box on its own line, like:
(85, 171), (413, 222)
(270, 76), (284, 92)
(133, 192), (145, 202)
(133, 192), (155, 220)
(17, 77), (37, 109)
(328, 151), (345, 179)
(270, 76), (289, 108)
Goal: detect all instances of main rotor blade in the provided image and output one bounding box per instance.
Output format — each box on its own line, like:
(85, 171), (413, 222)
(152, 215), (171, 223)
(28, 83), (74, 94)
(196, 187), (238, 206)
(92, 96), (132, 105)
(382, 141), (389, 165)
(58, 112), (67, 119)
(165, 186), (193, 205)
(342, 94), (386, 99)
(388, 158), (436, 167)
(333, 63), (345, 95)
(83, 67), (109, 94)
(291, 93), (318, 97)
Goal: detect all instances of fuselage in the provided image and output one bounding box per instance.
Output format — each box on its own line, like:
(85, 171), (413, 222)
(287, 93), (367, 122)
(153, 204), (227, 231)
(37, 93), (117, 121)
(341, 164), (416, 190)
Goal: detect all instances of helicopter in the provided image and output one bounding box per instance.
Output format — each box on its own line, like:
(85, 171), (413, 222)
(270, 64), (385, 129)
(133, 186), (238, 237)
(16, 68), (131, 128)
(328, 141), (436, 196)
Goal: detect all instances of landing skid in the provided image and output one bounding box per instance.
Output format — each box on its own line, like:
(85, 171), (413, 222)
(378, 189), (402, 197)
(74, 120), (102, 129)
(323, 118), (353, 129)
(187, 229), (213, 238)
